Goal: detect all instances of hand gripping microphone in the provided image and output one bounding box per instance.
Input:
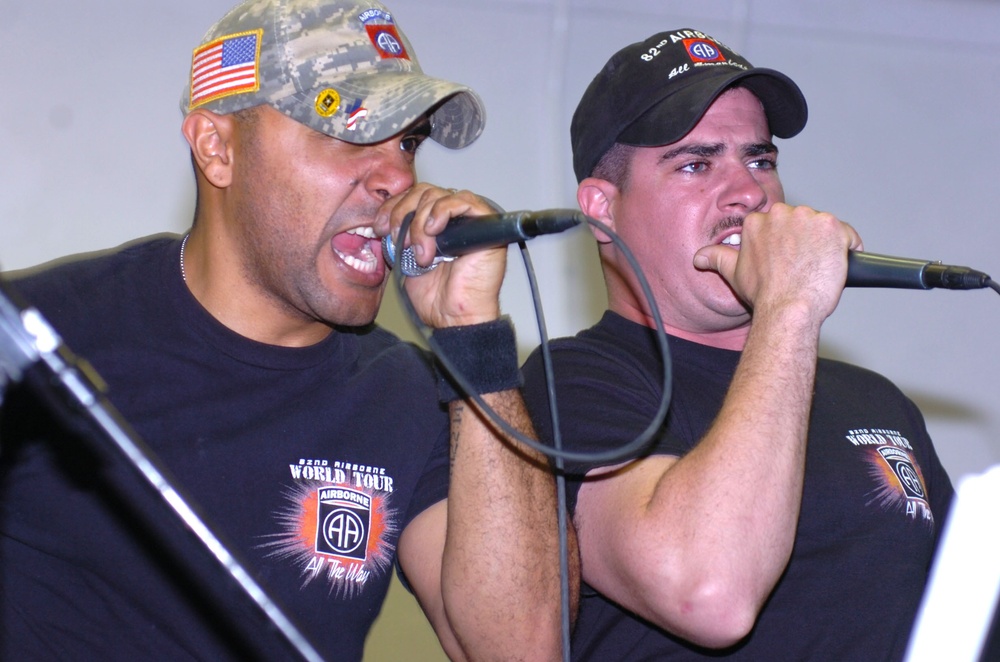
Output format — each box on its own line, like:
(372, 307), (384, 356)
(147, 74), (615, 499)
(383, 209), (584, 276)
(846, 251), (992, 289)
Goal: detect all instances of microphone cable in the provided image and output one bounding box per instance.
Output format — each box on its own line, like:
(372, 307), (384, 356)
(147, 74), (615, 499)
(390, 212), (674, 662)
(389, 212), (672, 466)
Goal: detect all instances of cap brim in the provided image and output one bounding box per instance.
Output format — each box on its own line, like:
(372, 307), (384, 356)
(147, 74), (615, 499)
(273, 71), (486, 149)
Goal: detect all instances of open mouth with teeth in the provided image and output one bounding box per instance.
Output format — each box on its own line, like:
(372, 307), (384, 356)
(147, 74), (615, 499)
(721, 233), (742, 248)
(332, 226), (381, 274)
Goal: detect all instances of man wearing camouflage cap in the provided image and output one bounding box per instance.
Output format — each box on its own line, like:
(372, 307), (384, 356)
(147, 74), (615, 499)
(521, 28), (952, 660)
(0, 1), (573, 660)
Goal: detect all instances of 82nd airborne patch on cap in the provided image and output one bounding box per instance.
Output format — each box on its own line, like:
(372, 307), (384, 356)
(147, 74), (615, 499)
(682, 38), (727, 64)
(364, 24), (408, 59)
(359, 8), (409, 60)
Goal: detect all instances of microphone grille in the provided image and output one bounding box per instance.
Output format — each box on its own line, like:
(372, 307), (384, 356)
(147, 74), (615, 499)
(382, 236), (439, 277)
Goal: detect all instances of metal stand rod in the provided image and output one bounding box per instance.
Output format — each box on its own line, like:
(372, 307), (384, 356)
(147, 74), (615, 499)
(0, 280), (324, 662)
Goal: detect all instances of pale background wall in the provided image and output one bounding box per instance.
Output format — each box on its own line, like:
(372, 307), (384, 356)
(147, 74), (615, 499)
(2, 1), (999, 660)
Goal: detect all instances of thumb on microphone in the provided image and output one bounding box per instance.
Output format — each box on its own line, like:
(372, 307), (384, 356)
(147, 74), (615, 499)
(693, 244), (738, 279)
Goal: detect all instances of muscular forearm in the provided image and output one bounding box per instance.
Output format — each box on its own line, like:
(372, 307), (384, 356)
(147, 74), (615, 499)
(442, 390), (576, 661)
(576, 203), (859, 647)
(386, 189), (576, 658)
(614, 307), (820, 646)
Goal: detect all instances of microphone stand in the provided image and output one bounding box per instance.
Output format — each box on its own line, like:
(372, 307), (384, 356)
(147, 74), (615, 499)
(0, 277), (324, 662)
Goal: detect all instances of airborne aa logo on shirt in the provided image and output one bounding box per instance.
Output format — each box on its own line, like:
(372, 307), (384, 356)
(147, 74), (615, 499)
(261, 459), (399, 598)
(315, 487), (372, 561)
(847, 427), (934, 524)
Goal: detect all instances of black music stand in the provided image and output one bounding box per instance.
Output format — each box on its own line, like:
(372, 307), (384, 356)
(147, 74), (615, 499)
(0, 276), (324, 661)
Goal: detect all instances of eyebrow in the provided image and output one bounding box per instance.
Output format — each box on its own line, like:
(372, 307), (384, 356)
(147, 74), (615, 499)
(658, 141), (778, 161)
(744, 141), (778, 157)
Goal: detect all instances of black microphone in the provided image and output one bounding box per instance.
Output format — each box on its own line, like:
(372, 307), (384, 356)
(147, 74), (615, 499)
(383, 209), (584, 276)
(847, 251), (991, 289)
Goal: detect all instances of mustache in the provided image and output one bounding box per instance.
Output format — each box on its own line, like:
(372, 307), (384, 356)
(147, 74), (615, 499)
(709, 215), (743, 239)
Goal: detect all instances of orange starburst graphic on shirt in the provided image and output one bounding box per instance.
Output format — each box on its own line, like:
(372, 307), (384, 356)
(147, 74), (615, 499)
(864, 446), (933, 525)
(870, 450), (903, 493)
(260, 478), (398, 597)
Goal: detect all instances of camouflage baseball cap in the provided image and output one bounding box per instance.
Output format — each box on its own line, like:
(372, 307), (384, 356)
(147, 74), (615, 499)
(180, 0), (485, 149)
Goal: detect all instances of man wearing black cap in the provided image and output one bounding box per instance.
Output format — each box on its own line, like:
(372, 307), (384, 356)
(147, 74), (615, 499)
(522, 28), (953, 660)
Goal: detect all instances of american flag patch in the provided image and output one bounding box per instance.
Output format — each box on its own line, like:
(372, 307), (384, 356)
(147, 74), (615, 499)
(189, 30), (262, 107)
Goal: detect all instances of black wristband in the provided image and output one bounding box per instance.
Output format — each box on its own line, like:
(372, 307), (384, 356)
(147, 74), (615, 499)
(431, 317), (522, 403)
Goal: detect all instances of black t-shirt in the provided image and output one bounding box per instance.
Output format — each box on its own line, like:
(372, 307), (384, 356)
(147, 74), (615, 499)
(0, 236), (450, 661)
(523, 311), (954, 661)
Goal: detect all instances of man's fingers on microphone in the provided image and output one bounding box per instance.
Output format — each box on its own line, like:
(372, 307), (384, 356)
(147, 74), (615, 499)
(425, 194), (494, 234)
(845, 223), (864, 252)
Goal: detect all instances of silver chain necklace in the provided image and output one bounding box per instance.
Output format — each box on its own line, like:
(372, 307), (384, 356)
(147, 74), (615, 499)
(180, 233), (190, 282)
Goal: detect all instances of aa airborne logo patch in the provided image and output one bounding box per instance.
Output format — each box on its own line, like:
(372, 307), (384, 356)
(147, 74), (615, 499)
(682, 38), (726, 64)
(315, 487), (371, 560)
(358, 10), (409, 61)
(365, 24), (409, 59)
(262, 460), (398, 598)
(877, 446), (927, 501)
(847, 427), (934, 524)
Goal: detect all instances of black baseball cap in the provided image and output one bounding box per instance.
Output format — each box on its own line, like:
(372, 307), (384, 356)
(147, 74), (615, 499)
(571, 28), (807, 182)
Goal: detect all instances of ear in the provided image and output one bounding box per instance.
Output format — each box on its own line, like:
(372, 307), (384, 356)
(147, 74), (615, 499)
(181, 109), (235, 189)
(577, 177), (620, 244)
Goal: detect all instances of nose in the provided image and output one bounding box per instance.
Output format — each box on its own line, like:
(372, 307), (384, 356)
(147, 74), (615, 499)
(365, 140), (415, 202)
(719, 162), (769, 214)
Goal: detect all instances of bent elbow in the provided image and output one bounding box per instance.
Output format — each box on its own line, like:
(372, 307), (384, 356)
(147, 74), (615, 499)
(687, 606), (757, 649)
(657, 581), (762, 649)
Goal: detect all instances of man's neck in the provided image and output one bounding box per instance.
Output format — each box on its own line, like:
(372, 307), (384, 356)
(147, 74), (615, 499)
(608, 301), (750, 351)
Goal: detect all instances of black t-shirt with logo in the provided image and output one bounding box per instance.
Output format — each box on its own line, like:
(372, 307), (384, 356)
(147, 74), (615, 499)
(0, 236), (449, 661)
(523, 311), (954, 661)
